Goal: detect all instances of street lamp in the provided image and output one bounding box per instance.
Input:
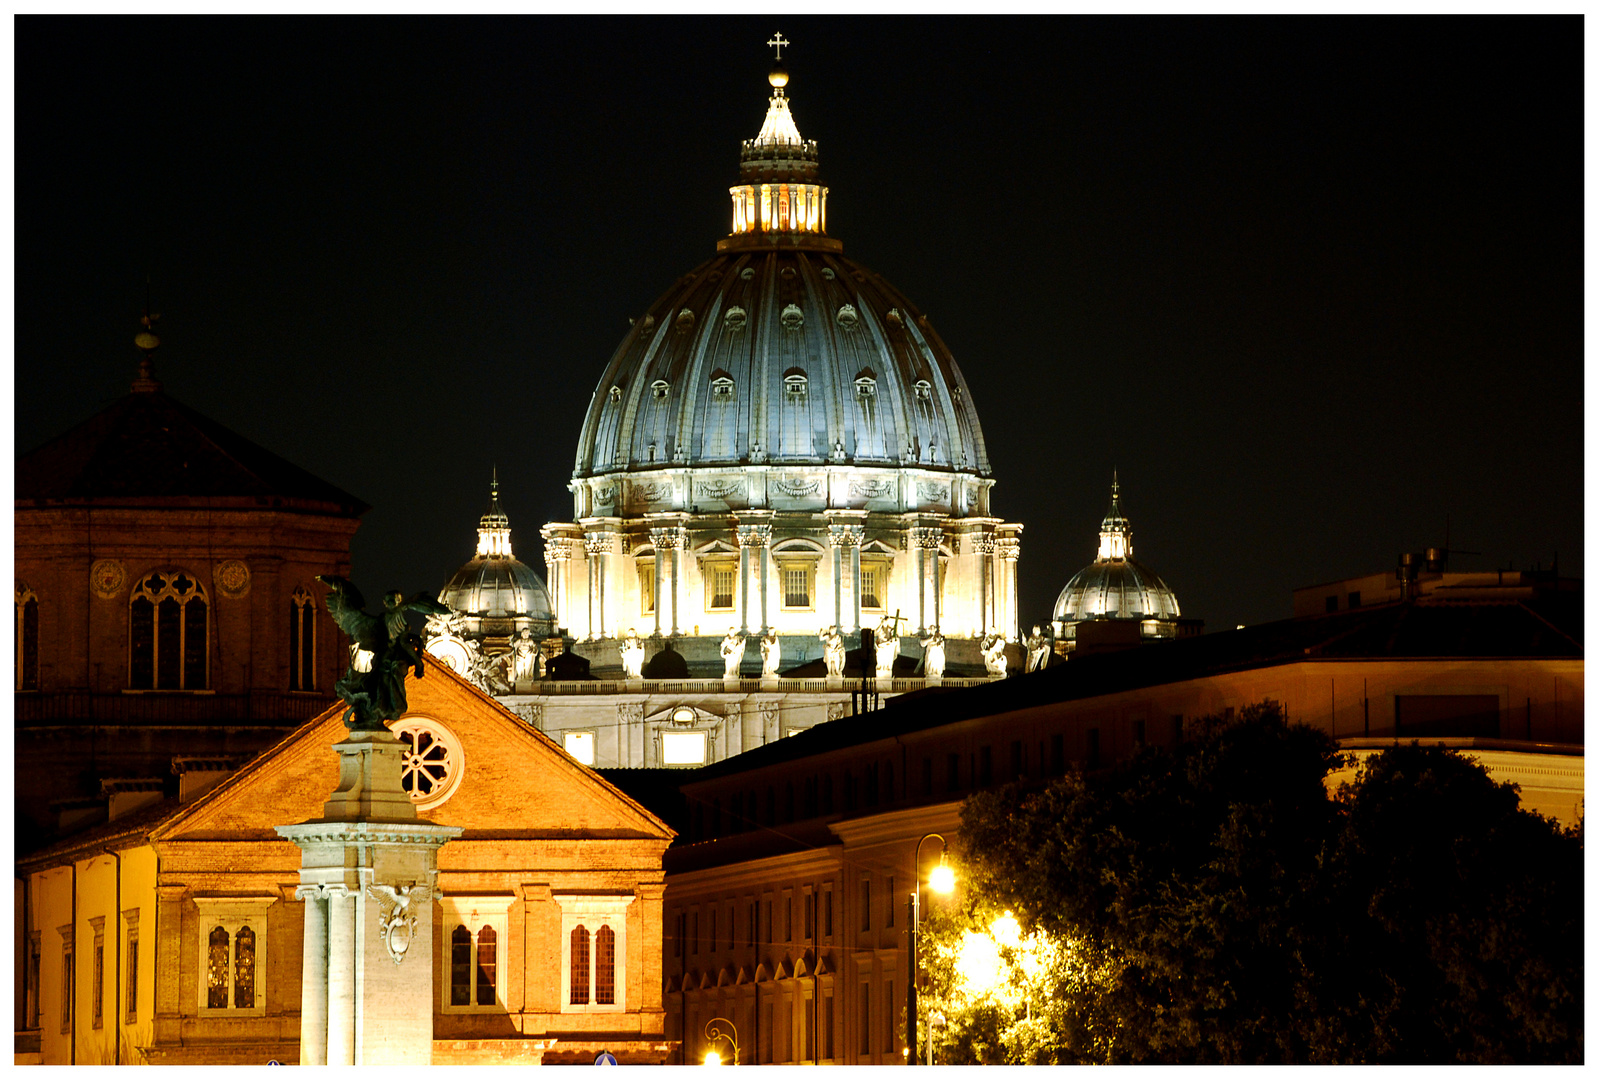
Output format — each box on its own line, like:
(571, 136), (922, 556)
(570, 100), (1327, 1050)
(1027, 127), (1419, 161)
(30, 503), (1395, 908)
(703, 1016), (740, 1066)
(907, 832), (955, 1065)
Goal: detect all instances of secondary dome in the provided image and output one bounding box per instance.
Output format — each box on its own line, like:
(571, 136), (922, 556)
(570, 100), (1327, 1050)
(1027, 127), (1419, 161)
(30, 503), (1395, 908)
(1053, 477), (1181, 625)
(571, 65), (990, 484)
(439, 474), (555, 633)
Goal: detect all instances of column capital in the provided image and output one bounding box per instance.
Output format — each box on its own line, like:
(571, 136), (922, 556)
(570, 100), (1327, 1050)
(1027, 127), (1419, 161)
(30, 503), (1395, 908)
(736, 523), (772, 548)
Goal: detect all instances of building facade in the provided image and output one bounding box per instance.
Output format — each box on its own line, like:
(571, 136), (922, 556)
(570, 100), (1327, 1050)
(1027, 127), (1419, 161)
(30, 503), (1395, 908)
(17, 664), (677, 1065)
(658, 600), (1583, 1064)
(14, 347), (367, 854)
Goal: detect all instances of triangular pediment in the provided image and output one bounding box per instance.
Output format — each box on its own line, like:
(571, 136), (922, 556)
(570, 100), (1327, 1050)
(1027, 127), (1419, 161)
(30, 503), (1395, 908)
(150, 662), (674, 844)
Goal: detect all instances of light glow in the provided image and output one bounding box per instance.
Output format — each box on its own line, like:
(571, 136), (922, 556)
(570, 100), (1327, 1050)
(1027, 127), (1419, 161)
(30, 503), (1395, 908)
(704, 1051), (723, 1067)
(929, 863), (956, 894)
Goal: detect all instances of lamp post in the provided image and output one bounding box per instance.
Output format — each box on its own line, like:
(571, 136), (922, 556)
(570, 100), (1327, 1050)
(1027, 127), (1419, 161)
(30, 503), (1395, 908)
(907, 832), (955, 1065)
(703, 1016), (740, 1066)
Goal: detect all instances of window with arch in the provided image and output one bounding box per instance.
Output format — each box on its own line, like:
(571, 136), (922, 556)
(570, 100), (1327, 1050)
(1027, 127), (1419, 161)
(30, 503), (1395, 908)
(288, 585), (317, 691)
(558, 895), (629, 1012)
(194, 898), (269, 1017)
(15, 582), (38, 691)
(129, 570), (208, 690)
(440, 897), (512, 1014)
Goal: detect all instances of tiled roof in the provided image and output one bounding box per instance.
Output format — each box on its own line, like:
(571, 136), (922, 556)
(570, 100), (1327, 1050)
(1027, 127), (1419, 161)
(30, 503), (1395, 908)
(17, 798), (184, 870)
(16, 389), (367, 513)
(686, 600), (1583, 783)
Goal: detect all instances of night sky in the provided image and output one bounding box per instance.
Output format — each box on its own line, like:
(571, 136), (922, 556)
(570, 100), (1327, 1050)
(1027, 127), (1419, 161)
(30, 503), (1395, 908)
(15, 16), (1583, 633)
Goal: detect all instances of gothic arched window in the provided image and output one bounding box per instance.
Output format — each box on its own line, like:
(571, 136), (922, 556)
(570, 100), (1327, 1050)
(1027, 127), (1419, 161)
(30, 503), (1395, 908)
(15, 582), (38, 691)
(129, 570), (207, 690)
(595, 926), (616, 1005)
(288, 586), (316, 691)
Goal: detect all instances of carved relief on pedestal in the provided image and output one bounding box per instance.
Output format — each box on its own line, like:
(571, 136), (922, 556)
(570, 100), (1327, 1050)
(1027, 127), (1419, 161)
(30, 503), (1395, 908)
(617, 702), (646, 725)
(366, 883), (425, 965)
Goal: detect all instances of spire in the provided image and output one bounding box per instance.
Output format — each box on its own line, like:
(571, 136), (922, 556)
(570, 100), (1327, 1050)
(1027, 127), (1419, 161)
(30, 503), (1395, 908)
(477, 468), (513, 557)
(1097, 471), (1132, 561)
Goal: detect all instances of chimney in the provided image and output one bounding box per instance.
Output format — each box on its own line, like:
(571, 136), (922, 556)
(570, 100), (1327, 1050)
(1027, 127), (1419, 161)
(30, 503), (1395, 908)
(172, 756), (244, 804)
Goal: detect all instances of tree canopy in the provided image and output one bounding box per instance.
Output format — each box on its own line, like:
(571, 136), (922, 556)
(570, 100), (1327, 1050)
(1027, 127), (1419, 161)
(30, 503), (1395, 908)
(918, 704), (1582, 1064)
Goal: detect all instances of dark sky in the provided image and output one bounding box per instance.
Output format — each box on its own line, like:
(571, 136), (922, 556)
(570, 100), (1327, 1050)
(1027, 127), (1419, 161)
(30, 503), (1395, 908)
(16, 16), (1583, 632)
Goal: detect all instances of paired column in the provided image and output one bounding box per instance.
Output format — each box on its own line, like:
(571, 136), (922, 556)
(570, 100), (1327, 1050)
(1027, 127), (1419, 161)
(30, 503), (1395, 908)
(975, 533), (995, 636)
(584, 533), (610, 640)
(297, 885), (330, 1066)
(824, 512), (866, 634)
(910, 525), (943, 634)
(325, 886), (355, 1066)
(649, 530), (668, 637)
(996, 531), (1022, 640)
(736, 517), (772, 633)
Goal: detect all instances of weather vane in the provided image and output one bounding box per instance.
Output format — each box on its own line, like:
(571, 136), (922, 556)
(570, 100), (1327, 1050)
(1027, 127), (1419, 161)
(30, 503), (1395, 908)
(767, 32), (789, 61)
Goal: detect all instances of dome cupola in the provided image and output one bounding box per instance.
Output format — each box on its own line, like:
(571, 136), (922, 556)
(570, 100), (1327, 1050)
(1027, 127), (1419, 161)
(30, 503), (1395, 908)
(1052, 476), (1183, 649)
(440, 472), (555, 637)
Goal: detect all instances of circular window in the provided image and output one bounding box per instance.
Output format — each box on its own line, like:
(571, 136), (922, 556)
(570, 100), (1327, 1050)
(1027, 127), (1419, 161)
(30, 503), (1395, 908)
(391, 717), (465, 810)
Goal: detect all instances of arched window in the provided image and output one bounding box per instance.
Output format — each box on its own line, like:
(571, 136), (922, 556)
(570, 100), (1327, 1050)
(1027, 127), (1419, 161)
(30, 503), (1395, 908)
(475, 925), (497, 1007)
(450, 925), (472, 1006)
(288, 585), (316, 691)
(129, 570), (207, 690)
(570, 925), (591, 1005)
(233, 926), (256, 1009)
(595, 926), (616, 1005)
(206, 927), (229, 1009)
(15, 582), (38, 691)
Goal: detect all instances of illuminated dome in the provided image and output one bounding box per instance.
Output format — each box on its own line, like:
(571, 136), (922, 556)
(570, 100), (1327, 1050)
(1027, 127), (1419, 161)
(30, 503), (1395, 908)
(544, 49), (1024, 662)
(570, 67), (992, 488)
(440, 474), (555, 637)
(1053, 477), (1181, 627)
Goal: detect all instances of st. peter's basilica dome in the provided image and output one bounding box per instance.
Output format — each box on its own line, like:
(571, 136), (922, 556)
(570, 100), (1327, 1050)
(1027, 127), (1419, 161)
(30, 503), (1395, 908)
(543, 57), (1022, 667)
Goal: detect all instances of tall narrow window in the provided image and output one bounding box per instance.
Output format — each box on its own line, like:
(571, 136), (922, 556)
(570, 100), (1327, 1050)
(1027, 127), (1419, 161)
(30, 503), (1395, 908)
(451, 925), (472, 1006)
(859, 983), (871, 1056)
(58, 929), (72, 1036)
(595, 925), (616, 1005)
(207, 927), (230, 1009)
(129, 571), (208, 689)
(885, 980), (895, 1053)
(475, 925), (497, 1007)
(570, 926), (591, 1005)
(288, 586), (317, 690)
(124, 910), (139, 1025)
(28, 931), (41, 1030)
(15, 583), (38, 691)
(637, 559), (655, 615)
(708, 565), (736, 610)
(824, 988), (834, 1060)
(91, 918), (105, 1030)
(708, 908), (717, 955)
(233, 926), (256, 1009)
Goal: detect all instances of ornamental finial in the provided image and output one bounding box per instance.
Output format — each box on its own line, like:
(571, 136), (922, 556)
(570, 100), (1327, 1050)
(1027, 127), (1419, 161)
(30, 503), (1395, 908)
(767, 31), (789, 60)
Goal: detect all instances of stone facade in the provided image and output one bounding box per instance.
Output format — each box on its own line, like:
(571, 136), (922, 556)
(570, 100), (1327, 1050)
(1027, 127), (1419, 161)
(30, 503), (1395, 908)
(18, 664), (677, 1065)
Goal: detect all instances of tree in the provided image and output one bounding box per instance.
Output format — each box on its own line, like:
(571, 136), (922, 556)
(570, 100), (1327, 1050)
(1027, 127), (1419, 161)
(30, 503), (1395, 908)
(930, 703), (1582, 1064)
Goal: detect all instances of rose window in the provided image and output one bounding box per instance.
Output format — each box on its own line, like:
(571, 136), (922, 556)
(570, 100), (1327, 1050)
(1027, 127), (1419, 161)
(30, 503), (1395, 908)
(392, 717), (465, 810)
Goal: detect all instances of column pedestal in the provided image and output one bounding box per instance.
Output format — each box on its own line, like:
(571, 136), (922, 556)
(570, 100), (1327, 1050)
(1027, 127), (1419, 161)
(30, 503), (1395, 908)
(277, 730), (461, 1066)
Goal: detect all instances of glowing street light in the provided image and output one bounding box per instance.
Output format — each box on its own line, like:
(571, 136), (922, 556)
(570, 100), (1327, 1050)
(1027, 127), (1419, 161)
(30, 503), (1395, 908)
(908, 832), (956, 1065)
(703, 1016), (739, 1066)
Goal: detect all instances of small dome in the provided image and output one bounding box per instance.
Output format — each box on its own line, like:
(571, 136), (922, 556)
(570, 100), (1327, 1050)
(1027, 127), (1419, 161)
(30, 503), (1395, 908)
(1053, 476), (1181, 623)
(441, 556), (553, 622)
(439, 473), (554, 628)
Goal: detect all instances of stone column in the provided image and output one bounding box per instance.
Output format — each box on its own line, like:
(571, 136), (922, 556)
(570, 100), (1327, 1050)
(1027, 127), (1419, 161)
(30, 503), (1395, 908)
(975, 533), (995, 636)
(277, 730), (461, 1066)
(297, 885), (329, 1066)
(649, 531), (667, 638)
(585, 534), (610, 640)
(738, 542), (751, 633)
(737, 518), (772, 633)
(325, 886), (354, 1066)
(911, 526), (942, 635)
(996, 532), (1022, 641)
(850, 542), (862, 633)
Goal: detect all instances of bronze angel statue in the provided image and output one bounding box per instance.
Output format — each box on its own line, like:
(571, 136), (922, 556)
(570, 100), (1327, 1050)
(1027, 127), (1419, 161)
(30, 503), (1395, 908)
(317, 576), (452, 730)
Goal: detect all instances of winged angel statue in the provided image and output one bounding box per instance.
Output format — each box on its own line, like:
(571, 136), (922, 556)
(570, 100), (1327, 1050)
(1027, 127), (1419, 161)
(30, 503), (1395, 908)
(318, 575), (452, 730)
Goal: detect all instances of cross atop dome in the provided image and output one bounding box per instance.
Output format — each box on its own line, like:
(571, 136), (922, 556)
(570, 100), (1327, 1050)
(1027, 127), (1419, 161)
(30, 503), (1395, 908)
(1097, 473), (1133, 561)
(477, 468), (512, 557)
(767, 31), (789, 60)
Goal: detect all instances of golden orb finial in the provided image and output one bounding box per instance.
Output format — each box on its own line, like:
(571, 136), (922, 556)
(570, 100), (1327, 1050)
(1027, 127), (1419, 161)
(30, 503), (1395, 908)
(132, 310), (162, 393)
(768, 63), (788, 89)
